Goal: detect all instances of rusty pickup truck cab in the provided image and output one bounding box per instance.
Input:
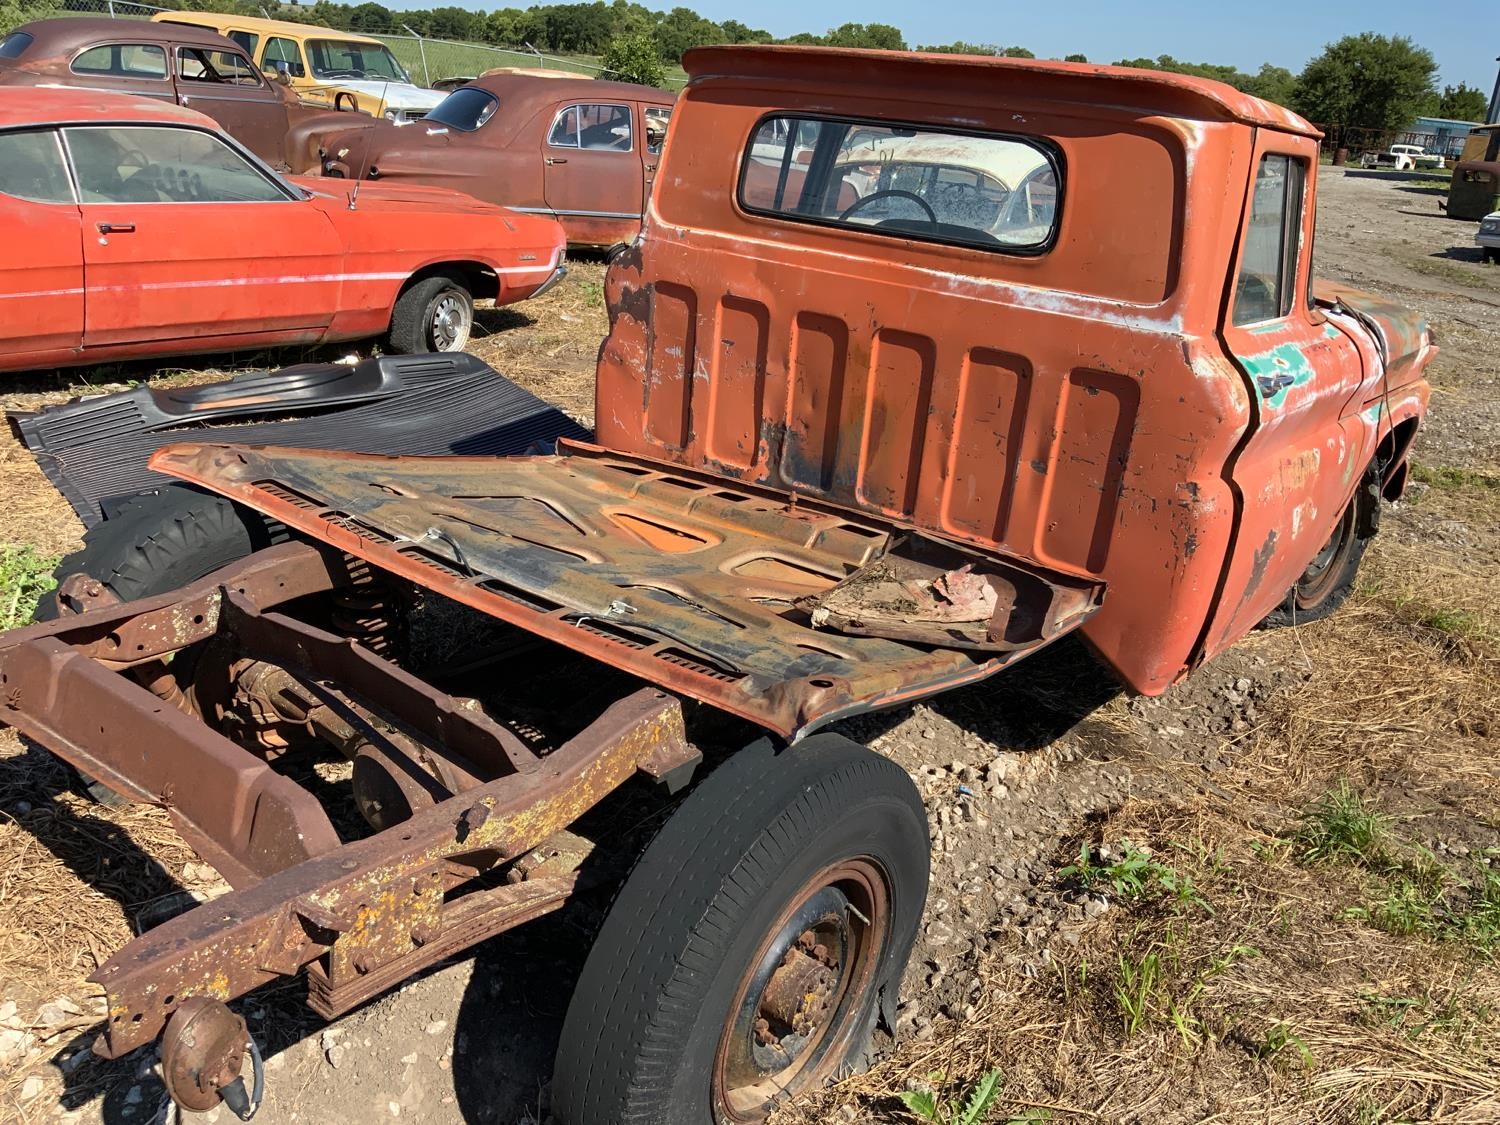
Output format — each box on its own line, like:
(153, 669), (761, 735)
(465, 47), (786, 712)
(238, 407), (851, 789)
(0, 46), (1431, 1125)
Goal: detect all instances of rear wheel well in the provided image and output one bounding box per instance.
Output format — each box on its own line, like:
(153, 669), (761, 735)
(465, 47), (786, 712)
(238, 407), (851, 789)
(397, 262), (498, 304)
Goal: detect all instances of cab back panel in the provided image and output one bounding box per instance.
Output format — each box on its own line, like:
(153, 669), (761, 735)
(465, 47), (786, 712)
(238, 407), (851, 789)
(595, 67), (1258, 694)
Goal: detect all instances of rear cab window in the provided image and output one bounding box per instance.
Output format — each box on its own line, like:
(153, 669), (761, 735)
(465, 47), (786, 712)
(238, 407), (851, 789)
(226, 31), (258, 56)
(739, 114), (1061, 253)
(1232, 154), (1307, 325)
(71, 43), (168, 80)
(0, 129), (75, 204)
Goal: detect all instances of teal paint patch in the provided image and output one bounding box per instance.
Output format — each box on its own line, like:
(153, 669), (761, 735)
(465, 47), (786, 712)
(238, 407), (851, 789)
(1236, 341), (1318, 408)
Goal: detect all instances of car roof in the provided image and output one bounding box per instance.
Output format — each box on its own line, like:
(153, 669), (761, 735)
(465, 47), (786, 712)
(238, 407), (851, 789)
(468, 71), (675, 109)
(9, 17), (246, 53)
(683, 45), (1320, 139)
(153, 12), (383, 44)
(0, 86), (217, 130)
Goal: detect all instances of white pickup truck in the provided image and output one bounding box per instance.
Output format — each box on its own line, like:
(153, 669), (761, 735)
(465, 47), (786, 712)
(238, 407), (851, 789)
(1362, 143), (1446, 171)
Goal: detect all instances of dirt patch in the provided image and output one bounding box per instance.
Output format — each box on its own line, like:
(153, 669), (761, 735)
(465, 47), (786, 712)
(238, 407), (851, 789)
(1, 180), (1498, 1124)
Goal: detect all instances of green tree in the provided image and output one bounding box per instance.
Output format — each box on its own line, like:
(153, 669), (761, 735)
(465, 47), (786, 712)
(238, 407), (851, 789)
(346, 2), (393, 33)
(1064, 53), (1088, 63)
(1243, 63), (1296, 106)
(602, 31), (665, 86)
(1432, 82), (1488, 121)
(824, 22), (907, 51)
(652, 5), (722, 61)
(1291, 33), (1437, 129)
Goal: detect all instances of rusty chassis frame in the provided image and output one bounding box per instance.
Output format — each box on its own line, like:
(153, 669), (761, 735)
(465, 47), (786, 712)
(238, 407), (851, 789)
(0, 541), (699, 1062)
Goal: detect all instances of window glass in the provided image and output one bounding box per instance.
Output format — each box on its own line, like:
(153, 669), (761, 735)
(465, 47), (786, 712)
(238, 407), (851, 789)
(645, 105), (671, 155)
(0, 32), (34, 59)
(261, 37), (306, 79)
(71, 43), (167, 80)
(740, 115), (1060, 253)
(307, 39), (407, 82)
(177, 46), (262, 86)
(427, 87), (498, 132)
(64, 126), (287, 204)
(1232, 154), (1306, 326)
(548, 103), (632, 151)
(0, 130), (74, 204)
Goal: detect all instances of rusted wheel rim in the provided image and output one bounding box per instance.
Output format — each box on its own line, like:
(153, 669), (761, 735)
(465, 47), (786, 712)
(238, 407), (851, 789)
(430, 293), (470, 351)
(1293, 503), (1356, 609)
(712, 858), (889, 1122)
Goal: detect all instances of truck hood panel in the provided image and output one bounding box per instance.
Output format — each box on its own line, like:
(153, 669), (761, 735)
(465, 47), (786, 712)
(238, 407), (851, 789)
(150, 441), (1102, 740)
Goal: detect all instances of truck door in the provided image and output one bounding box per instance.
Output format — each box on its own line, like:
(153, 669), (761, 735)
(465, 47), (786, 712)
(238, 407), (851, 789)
(0, 128), (83, 361)
(542, 101), (642, 246)
(172, 44), (292, 170)
(1201, 135), (1369, 652)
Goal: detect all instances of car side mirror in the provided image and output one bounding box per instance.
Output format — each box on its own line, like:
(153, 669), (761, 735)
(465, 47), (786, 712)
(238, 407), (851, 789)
(646, 125), (666, 147)
(273, 68), (292, 86)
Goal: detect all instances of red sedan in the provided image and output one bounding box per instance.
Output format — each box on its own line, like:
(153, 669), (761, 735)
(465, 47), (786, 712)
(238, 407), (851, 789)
(0, 90), (566, 372)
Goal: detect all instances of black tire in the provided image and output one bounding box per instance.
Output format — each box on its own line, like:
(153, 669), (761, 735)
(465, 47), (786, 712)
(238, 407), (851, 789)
(387, 274), (473, 355)
(37, 485), (278, 621)
(1261, 469), (1378, 628)
(552, 733), (929, 1125)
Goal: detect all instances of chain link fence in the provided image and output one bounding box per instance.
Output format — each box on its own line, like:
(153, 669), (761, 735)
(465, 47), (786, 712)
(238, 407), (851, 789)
(4, 0), (608, 88)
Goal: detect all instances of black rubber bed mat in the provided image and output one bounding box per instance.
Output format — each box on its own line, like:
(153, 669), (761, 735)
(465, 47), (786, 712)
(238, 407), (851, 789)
(10, 353), (590, 526)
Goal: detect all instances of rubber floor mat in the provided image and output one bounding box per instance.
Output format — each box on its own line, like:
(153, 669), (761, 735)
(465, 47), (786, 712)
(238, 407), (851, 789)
(10, 353), (590, 526)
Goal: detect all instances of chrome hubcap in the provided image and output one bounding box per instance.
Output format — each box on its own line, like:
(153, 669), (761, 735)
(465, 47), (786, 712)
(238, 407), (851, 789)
(430, 294), (469, 351)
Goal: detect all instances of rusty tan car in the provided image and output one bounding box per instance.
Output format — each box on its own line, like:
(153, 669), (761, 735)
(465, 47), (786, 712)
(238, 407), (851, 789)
(318, 72), (674, 250)
(0, 18), (350, 173)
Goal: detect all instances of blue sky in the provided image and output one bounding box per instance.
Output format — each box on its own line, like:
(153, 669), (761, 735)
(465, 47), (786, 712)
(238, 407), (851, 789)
(572, 0), (1497, 90)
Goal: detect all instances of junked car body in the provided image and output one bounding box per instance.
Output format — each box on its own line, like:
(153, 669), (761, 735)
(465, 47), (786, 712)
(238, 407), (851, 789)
(318, 73), (674, 249)
(1476, 211), (1500, 263)
(0, 18), (348, 173)
(152, 13), (443, 125)
(0, 90), (565, 372)
(0, 46), (1431, 1125)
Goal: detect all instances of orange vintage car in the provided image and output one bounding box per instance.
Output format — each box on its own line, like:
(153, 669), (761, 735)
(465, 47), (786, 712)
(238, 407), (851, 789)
(0, 89), (565, 371)
(1, 47), (1432, 1125)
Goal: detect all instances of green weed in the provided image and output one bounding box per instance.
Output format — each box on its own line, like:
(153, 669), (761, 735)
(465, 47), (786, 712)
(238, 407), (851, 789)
(1059, 840), (1211, 912)
(897, 1069), (1044, 1125)
(1294, 782), (1392, 866)
(1409, 463), (1500, 491)
(0, 545), (58, 631)
(1259, 1021), (1315, 1067)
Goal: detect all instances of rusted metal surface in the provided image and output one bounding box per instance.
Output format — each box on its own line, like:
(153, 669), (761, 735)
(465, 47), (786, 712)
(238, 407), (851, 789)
(314, 74), (674, 248)
(150, 440), (1103, 740)
(0, 87), (565, 374)
(0, 18), (353, 172)
(86, 687), (684, 1057)
(159, 998), (251, 1114)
